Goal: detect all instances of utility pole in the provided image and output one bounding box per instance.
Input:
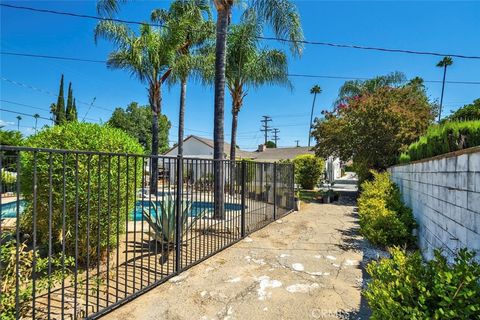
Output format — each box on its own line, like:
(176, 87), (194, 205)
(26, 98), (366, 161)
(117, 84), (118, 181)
(272, 128), (280, 147)
(260, 116), (272, 145)
(295, 140), (300, 147)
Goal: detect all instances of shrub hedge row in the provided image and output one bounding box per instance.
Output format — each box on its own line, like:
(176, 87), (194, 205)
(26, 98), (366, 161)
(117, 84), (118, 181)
(358, 171), (416, 247)
(399, 120), (480, 163)
(365, 247), (480, 319)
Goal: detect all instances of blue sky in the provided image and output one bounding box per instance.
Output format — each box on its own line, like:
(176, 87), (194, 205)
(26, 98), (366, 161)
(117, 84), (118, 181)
(1, 1), (479, 150)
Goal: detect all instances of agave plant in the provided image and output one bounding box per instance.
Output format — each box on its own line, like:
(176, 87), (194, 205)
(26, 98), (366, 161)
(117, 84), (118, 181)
(142, 195), (208, 246)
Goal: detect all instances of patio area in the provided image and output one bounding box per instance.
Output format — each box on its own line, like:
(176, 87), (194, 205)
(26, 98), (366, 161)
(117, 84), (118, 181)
(103, 200), (376, 320)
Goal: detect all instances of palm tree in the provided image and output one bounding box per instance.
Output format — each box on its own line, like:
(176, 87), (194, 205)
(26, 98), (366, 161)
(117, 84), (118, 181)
(33, 113), (40, 133)
(96, 0), (304, 219)
(436, 56), (453, 122)
(94, 21), (175, 193)
(225, 19), (290, 162)
(336, 71), (406, 105)
(308, 85), (321, 147)
(16, 116), (22, 131)
(151, 0), (214, 157)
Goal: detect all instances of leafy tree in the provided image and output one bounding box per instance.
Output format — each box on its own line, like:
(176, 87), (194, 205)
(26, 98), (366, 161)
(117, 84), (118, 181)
(224, 17), (290, 161)
(436, 56), (453, 122)
(265, 140), (276, 148)
(151, 0), (214, 157)
(108, 102), (171, 153)
(443, 98), (480, 122)
(313, 81), (435, 182)
(308, 85), (321, 147)
(94, 20), (176, 193)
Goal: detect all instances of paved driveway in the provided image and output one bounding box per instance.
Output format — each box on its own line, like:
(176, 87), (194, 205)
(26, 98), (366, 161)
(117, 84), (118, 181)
(103, 201), (373, 320)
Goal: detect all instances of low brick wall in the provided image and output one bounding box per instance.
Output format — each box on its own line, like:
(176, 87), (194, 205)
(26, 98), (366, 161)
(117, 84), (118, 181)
(388, 147), (480, 261)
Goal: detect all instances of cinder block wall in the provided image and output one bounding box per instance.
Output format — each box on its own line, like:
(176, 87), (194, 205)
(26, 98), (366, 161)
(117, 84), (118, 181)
(388, 147), (480, 261)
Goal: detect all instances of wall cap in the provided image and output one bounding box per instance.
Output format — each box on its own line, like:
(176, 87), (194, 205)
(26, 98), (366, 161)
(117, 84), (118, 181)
(390, 146), (480, 168)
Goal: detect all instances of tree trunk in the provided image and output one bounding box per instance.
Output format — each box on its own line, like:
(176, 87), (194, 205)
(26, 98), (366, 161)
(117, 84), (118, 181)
(308, 93), (317, 147)
(229, 107), (239, 195)
(149, 81), (161, 194)
(230, 107), (239, 162)
(213, 6), (230, 219)
(178, 78), (187, 156)
(438, 65), (447, 123)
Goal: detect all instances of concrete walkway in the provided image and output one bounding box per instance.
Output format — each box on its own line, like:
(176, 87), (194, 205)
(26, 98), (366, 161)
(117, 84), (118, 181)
(103, 201), (374, 320)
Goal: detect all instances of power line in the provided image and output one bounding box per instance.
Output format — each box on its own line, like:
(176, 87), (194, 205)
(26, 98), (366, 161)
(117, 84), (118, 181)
(0, 99), (98, 122)
(258, 36), (480, 59)
(287, 73), (480, 85)
(3, 51), (480, 85)
(2, 3), (480, 60)
(1, 76), (113, 112)
(0, 108), (52, 121)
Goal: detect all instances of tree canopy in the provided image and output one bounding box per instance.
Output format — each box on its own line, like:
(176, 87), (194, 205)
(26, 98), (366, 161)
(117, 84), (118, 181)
(108, 102), (171, 153)
(443, 98), (480, 122)
(313, 80), (435, 182)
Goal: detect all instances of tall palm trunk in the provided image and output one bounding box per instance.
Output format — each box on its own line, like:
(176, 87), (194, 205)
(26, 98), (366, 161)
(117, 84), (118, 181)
(230, 106), (239, 162)
(438, 65), (447, 122)
(308, 92), (317, 147)
(149, 81), (161, 194)
(178, 78), (187, 156)
(229, 104), (239, 195)
(213, 5), (230, 219)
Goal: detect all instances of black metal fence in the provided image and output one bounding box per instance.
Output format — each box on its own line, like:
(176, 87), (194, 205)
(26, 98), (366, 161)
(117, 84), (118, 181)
(0, 146), (295, 319)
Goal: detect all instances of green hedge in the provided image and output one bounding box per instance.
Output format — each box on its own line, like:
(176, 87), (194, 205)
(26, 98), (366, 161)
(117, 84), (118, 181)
(358, 171), (416, 247)
(365, 247), (480, 319)
(20, 123), (143, 264)
(292, 154), (325, 190)
(399, 120), (480, 163)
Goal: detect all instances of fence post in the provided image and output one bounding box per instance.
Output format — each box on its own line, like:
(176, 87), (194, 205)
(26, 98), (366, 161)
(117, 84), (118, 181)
(175, 155), (183, 273)
(273, 162), (277, 220)
(241, 160), (246, 238)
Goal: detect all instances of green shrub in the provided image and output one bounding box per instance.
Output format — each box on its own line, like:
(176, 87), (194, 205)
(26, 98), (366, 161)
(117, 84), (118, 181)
(292, 154), (325, 190)
(365, 247), (480, 319)
(20, 123), (143, 264)
(358, 171), (416, 247)
(399, 120), (480, 163)
(0, 235), (74, 319)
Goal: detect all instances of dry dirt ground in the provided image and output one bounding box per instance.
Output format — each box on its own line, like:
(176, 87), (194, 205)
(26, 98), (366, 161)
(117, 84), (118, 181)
(103, 200), (377, 320)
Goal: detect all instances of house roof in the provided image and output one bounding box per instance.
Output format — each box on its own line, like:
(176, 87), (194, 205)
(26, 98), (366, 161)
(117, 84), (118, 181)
(164, 135), (313, 161)
(250, 146), (314, 162)
(164, 135), (254, 159)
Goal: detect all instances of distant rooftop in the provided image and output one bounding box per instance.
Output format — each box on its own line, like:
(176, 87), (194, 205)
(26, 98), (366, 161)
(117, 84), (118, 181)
(164, 135), (314, 161)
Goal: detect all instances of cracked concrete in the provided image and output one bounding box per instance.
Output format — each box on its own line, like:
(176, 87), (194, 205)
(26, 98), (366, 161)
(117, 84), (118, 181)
(103, 201), (374, 320)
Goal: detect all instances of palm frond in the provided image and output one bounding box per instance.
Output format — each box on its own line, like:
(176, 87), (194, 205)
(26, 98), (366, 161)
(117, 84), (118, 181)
(96, 0), (127, 16)
(94, 20), (134, 46)
(250, 0), (304, 56)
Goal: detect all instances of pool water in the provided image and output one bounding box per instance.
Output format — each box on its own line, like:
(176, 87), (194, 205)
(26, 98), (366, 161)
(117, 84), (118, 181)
(132, 200), (242, 221)
(0, 200), (242, 221)
(0, 200), (26, 218)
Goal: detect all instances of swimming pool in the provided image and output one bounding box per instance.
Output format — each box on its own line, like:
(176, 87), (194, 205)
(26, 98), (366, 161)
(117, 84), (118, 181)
(0, 200), (242, 220)
(132, 200), (242, 221)
(0, 200), (26, 218)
